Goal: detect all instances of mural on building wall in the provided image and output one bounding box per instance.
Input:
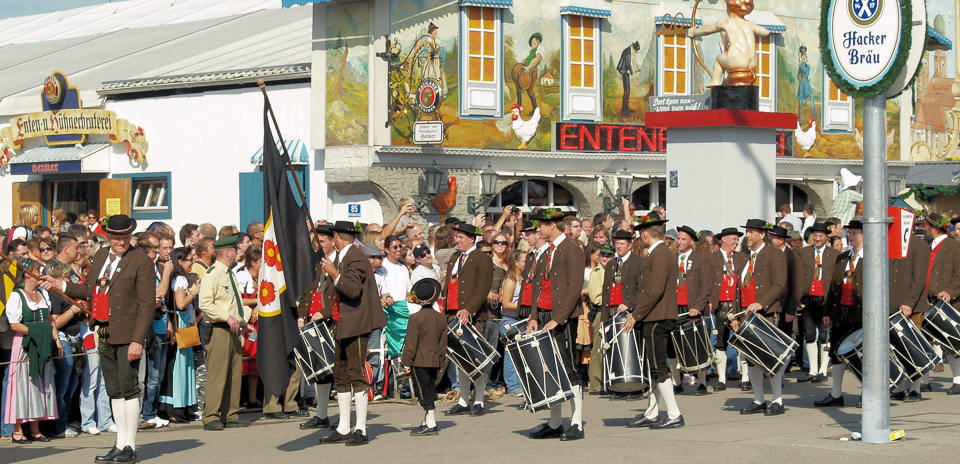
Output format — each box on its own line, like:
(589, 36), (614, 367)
(384, 0), (958, 161)
(326, 0), (369, 146)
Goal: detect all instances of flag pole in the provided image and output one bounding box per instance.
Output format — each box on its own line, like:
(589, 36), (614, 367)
(257, 78), (318, 234)
(0, 251), (91, 316)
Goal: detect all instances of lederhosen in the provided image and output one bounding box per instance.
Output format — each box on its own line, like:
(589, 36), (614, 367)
(304, 271), (336, 386)
(802, 249), (829, 345)
(535, 245), (582, 388)
(829, 257), (860, 363)
(715, 253), (738, 351)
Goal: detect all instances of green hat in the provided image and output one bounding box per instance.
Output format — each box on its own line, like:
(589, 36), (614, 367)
(213, 234), (239, 250)
(599, 244), (615, 256)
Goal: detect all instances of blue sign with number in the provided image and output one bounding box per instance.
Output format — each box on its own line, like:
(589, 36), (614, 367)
(348, 204), (361, 218)
(669, 171), (678, 188)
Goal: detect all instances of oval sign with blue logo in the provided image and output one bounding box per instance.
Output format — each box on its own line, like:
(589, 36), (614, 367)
(824, 0), (906, 93)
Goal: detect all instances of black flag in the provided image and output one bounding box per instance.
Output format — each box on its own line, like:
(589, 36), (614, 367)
(256, 101), (318, 397)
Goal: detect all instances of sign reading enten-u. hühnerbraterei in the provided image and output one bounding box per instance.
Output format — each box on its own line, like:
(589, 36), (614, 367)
(0, 71), (148, 167)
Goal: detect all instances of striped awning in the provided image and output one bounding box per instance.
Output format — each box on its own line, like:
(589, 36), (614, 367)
(9, 143), (110, 163)
(654, 1), (702, 27)
(560, 0), (611, 18)
(251, 139), (310, 165)
(460, 0), (513, 7)
(927, 25), (953, 50)
(281, 0), (332, 7)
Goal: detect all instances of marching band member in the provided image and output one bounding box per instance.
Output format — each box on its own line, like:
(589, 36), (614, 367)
(815, 220), (863, 407)
(298, 226), (336, 430)
(320, 221), (387, 446)
(442, 223), (494, 417)
(599, 230), (644, 398)
(889, 226), (929, 401)
(768, 226), (803, 372)
(707, 227), (745, 391)
(623, 213), (685, 429)
(733, 219), (787, 416)
(920, 214), (960, 397)
(796, 222), (840, 383)
(518, 220), (548, 320)
(526, 208), (586, 440)
(403, 278), (447, 436)
(669, 225), (710, 396)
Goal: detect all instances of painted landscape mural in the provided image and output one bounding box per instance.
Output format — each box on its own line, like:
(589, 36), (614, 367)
(326, 0), (370, 146)
(320, 0), (960, 160)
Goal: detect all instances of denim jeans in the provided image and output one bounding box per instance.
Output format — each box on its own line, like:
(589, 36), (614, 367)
(53, 333), (81, 434)
(141, 334), (168, 421)
(497, 319), (523, 394)
(1, 347), (12, 437)
(79, 339), (114, 431)
(366, 328), (384, 394)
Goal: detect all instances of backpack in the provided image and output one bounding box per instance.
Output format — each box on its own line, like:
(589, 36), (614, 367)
(2, 226), (30, 253)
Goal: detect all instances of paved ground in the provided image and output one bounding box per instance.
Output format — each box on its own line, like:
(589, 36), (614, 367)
(3, 368), (958, 464)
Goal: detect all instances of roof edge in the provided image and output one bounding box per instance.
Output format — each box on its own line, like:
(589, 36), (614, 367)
(97, 63), (311, 96)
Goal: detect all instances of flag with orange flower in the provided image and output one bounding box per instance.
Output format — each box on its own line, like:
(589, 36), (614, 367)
(256, 101), (318, 398)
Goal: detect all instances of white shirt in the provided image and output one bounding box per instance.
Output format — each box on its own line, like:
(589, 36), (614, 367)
(97, 251), (123, 281)
(677, 248), (692, 267)
(549, 233), (566, 262)
(616, 250), (632, 267)
(452, 245), (476, 277)
(813, 245), (827, 280)
(5, 289), (50, 324)
(234, 267), (256, 295)
(381, 259), (411, 300)
(742, 243), (765, 281)
(780, 214), (803, 232)
(801, 215), (816, 235)
(849, 248), (863, 269)
(931, 234), (949, 250)
(411, 264), (440, 285)
(648, 240), (664, 254)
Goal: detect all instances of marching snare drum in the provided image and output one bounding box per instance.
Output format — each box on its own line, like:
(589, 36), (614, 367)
(889, 312), (941, 382)
(729, 313), (798, 377)
(600, 312), (650, 394)
(836, 329), (907, 389)
(922, 299), (960, 357)
(501, 318), (531, 345)
(294, 321), (336, 384)
(670, 317), (716, 373)
(446, 318), (500, 381)
(506, 330), (575, 412)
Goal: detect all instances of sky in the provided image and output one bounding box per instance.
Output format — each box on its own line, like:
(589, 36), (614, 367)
(0, 0), (114, 19)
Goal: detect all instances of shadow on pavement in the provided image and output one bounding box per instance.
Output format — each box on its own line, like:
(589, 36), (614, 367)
(138, 439), (204, 460)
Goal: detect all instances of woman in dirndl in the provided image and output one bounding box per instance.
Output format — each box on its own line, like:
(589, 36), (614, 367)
(234, 246), (262, 408)
(160, 247), (199, 422)
(3, 259), (60, 443)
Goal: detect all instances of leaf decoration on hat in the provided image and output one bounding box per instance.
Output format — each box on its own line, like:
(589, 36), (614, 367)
(354, 221), (363, 234)
(764, 222), (774, 230)
(634, 215), (658, 225)
(100, 215), (111, 229)
(543, 208), (562, 220)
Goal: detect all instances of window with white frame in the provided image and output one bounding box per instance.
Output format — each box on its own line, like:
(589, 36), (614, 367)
(485, 179), (577, 213)
(562, 15), (601, 120)
(755, 35), (776, 112)
(460, 6), (502, 117)
(132, 178), (168, 214)
(658, 30), (690, 95)
(822, 70), (854, 133)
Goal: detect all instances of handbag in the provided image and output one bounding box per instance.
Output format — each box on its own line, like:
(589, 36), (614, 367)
(175, 315), (201, 349)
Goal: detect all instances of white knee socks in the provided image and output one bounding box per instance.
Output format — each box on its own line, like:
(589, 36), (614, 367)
(111, 398), (126, 449)
(771, 366), (785, 405)
(805, 343), (819, 375)
(353, 391), (368, 434)
(818, 343), (831, 375)
(548, 405), (562, 429)
(425, 409), (436, 428)
(748, 366), (765, 404)
(831, 363), (845, 398)
(315, 383), (332, 419)
(715, 350), (728, 384)
(948, 355), (960, 384)
(474, 371), (488, 407)
(457, 368), (471, 407)
(644, 386), (660, 420)
(124, 399), (140, 450)
(570, 385), (583, 427)
(657, 379), (681, 420)
(335, 392), (351, 434)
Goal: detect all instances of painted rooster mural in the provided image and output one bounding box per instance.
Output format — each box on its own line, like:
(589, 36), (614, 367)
(497, 104), (541, 150)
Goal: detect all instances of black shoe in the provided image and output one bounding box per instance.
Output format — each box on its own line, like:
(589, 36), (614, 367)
(94, 447), (123, 462)
(920, 383), (932, 392)
(560, 424), (584, 441)
(445, 404), (471, 416)
(811, 374), (827, 383)
(650, 415), (685, 429)
(764, 402), (785, 416)
(30, 434), (50, 442)
(626, 415), (660, 428)
(289, 409), (310, 417)
(856, 397), (862, 408)
(740, 401), (766, 415)
(528, 423), (564, 439)
(740, 382), (752, 392)
(814, 395), (844, 407)
(345, 429), (368, 446)
(203, 420), (224, 431)
(469, 404), (485, 417)
(890, 391), (906, 401)
(111, 446), (139, 464)
(12, 436), (31, 444)
(948, 384), (960, 395)
(695, 384), (708, 396)
(321, 429), (351, 444)
(797, 373), (816, 382)
(673, 384), (684, 394)
(224, 418), (250, 428)
(265, 412), (290, 419)
(713, 383), (727, 392)
(410, 424), (439, 436)
(903, 391), (922, 403)
(300, 416), (331, 429)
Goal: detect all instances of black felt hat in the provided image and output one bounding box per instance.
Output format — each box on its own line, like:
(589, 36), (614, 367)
(632, 212), (668, 231)
(102, 215), (136, 235)
(767, 225), (789, 238)
(412, 278), (442, 305)
(677, 225), (699, 241)
(741, 219), (771, 231)
(716, 227), (743, 238)
(807, 222), (832, 234)
(529, 208), (573, 223)
(846, 219), (863, 230)
(328, 221), (360, 234)
(451, 222), (482, 237)
(612, 230), (634, 241)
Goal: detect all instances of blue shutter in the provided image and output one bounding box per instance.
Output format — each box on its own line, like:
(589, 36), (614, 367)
(239, 172), (264, 229)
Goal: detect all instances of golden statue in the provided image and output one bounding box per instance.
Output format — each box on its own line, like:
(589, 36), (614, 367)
(687, 0), (770, 86)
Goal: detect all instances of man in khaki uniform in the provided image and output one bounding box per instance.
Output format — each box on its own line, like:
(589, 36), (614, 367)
(199, 235), (251, 430)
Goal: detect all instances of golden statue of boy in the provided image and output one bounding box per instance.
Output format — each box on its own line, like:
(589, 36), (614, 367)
(687, 0), (770, 86)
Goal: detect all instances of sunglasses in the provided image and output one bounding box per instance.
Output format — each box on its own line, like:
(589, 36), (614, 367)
(391, 245), (402, 249)
(482, 250), (493, 255)
(493, 240), (508, 245)
(39, 247), (55, 252)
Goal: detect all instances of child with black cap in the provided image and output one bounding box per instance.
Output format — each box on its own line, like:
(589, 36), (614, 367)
(402, 277), (447, 436)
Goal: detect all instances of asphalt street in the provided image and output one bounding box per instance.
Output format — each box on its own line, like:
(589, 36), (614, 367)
(3, 368), (958, 464)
